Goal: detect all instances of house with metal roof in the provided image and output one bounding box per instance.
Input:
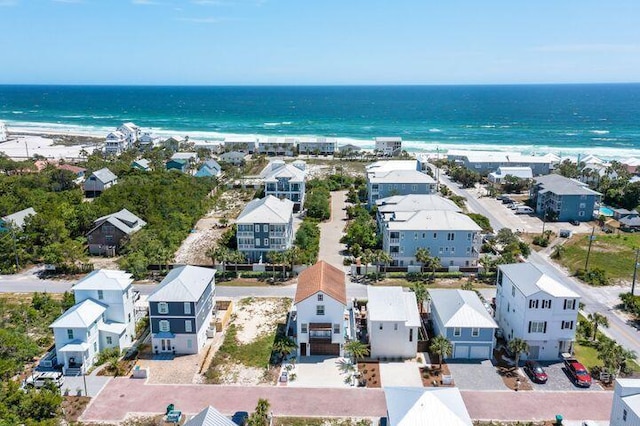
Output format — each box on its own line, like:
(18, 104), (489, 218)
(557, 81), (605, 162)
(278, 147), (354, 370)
(375, 194), (461, 227)
(257, 137), (296, 156)
(260, 160), (307, 211)
(495, 263), (580, 360)
(447, 149), (553, 175)
(610, 379), (640, 426)
(384, 387), (473, 426)
(367, 286), (421, 359)
(297, 137), (337, 156)
(195, 159), (222, 178)
(84, 167), (118, 197)
(294, 261), (347, 357)
(530, 174), (601, 222)
(1, 207), (36, 230)
(428, 289), (497, 360)
(219, 151), (247, 166)
(117, 122), (141, 146)
(487, 166), (533, 184)
(148, 265), (216, 355)
(367, 167), (437, 207)
(236, 195), (294, 263)
(50, 269), (136, 375)
(86, 208), (146, 256)
(185, 405), (236, 426)
(223, 136), (256, 154)
(375, 137), (403, 157)
(131, 158), (151, 171)
(105, 131), (127, 155)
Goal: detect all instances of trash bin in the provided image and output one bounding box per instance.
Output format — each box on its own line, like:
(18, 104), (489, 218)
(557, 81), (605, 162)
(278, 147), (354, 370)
(166, 404), (175, 415)
(555, 414), (563, 425)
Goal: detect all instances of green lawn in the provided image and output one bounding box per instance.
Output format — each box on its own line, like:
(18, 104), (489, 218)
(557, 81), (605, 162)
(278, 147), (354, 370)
(216, 324), (276, 368)
(557, 233), (640, 284)
(573, 340), (601, 370)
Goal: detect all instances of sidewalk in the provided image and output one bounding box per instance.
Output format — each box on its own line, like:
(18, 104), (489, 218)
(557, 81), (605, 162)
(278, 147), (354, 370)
(318, 190), (348, 270)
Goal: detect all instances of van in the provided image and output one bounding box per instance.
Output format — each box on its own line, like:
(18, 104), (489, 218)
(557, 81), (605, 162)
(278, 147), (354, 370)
(23, 371), (64, 389)
(515, 206), (534, 214)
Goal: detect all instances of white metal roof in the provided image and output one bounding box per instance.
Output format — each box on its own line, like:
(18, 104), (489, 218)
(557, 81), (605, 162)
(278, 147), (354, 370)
(148, 265), (215, 302)
(367, 286), (420, 326)
(91, 167), (117, 183)
(98, 321), (127, 335)
(59, 340), (91, 352)
(50, 299), (107, 329)
(73, 269), (133, 291)
(499, 263), (580, 298)
(260, 161), (306, 182)
(366, 160), (417, 174)
(447, 149), (552, 164)
(171, 152), (198, 161)
(429, 289), (497, 329)
(236, 195), (294, 225)
(376, 195), (461, 214)
(2, 207), (36, 228)
(385, 387), (473, 426)
(489, 167), (533, 179)
(384, 210), (481, 232)
(89, 208), (147, 236)
(185, 406), (236, 426)
(368, 169), (436, 185)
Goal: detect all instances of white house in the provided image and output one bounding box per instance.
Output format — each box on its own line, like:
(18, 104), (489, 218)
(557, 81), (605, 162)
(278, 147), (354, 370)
(495, 263), (580, 360)
(84, 167), (118, 197)
(297, 137), (337, 155)
(610, 378), (640, 426)
(384, 387), (473, 426)
(258, 137), (296, 157)
(367, 169), (437, 207)
(487, 166), (533, 184)
(148, 266), (216, 355)
(117, 122), (141, 146)
(0, 121), (7, 142)
(104, 131), (127, 155)
(50, 270), (135, 375)
(223, 136), (257, 154)
(428, 289), (497, 360)
(294, 261), (347, 357)
(367, 286), (420, 359)
(375, 194), (461, 228)
(138, 132), (160, 150)
(260, 160), (307, 211)
(375, 137), (403, 156)
(219, 151), (247, 166)
(185, 406), (236, 426)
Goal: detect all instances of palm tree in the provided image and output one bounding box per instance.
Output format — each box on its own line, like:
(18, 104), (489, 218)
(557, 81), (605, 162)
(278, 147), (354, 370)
(588, 312), (609, 341)
(344, 340), (370, 365)
(283, 246), (303, 275)
(429, 335), (453, 368)
(272, 335), (297, 363)
(229, 250), (245, 277)
(375, 250), (393, 278)
(361, 249), (374, 277)
(411, 281), (427, 314)
(415, 247), (440, 280)
(248, 398), (271, 426)
(266, 251), (283, 280)
(507, 338), (529, 367)
(598, 341), (636, 377)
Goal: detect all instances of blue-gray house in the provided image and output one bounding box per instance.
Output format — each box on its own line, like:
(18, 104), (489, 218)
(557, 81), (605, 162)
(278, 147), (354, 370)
(148, 265), (216, 355)
(530, 174), (601, 222)
(428, 289), (497, 360)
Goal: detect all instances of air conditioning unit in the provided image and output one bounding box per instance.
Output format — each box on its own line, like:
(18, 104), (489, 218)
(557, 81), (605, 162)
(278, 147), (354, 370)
(206, 328), (216, 338)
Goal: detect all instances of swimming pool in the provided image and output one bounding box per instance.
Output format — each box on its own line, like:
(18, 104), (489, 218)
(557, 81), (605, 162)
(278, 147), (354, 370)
(600, 206), (614, 216)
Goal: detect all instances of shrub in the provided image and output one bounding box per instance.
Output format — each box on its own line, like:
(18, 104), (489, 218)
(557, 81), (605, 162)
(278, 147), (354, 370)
(532, 235), (550, 247)
(575, 268), (609, 286)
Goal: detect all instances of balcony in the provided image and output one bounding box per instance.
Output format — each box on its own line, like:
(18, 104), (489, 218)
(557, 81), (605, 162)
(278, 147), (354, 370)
(390, 238), (400, 244)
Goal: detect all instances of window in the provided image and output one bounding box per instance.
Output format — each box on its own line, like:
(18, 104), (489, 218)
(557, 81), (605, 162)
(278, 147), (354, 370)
(453, 327), (461, 337)
(263, 224), (268, 232)
(564, 299), (576, 310)
(316, 305), (325, 316)
(159, 320), (170, 332)
(67, 329), (74, 339)
(562, 321), (574, 330)
(422, 233), (426, 238)
(93, 342), (97, 352)
(412, 185), (417, 191)
(317, 294), (323, 301)
(529, 299), (539, 309)
(409, 329), (413, 342)
(333, 324), (340, 334)
(379, 323), (383, 330)
(128, 313), (131, 323)
(578, 211), (585, 217)
(264, 238), (269, 246)
(528, 321), (547, 333)
(414, 233), (418, 240)
(433, 233), (437, 239)
(447, 232), (455, 241)
(542, 300), (552, 309)
(512, 285), (516, 297)
(467, 233), (472, 241)
(623, 409), (627, 421)
(439, 247), (443, 254)
(98, 290), (104, 300)
(158, 302), (168, 314)
(254, 224), (260, 232)
(472, 328), (480, 337)
(185, 320), (192, 333)
(301, 323), (308, 334)
(394, 323), (398, 331)
(255, 238), (260, 246)
(451, 247), (455, 254)
(106, 336), (113, 345)
(579, 203), (586, 208)
(184, 302), (191, 315)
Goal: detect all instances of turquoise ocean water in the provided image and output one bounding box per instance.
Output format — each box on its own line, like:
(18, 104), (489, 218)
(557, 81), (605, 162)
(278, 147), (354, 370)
(1, 84), (639, 158)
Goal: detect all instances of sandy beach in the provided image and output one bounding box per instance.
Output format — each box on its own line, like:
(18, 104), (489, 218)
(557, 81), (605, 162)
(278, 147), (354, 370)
(0, 133), (101, 160)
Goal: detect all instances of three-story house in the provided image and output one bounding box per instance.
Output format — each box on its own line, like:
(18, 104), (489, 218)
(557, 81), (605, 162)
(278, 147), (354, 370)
(260, 160), (307, 211)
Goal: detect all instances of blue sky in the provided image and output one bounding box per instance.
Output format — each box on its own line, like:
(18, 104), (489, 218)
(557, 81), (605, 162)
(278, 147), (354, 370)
(1, 0), (639, 85)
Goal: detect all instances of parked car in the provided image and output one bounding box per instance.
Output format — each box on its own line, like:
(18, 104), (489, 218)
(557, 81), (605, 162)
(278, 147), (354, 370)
(523, 360), (548, 383)
(515, 206), (534, 214)
(23, 371), (64, 389)
(559, 229), (572, 238)
(231, 411), (249, 426)
(569, 220), (580, 226)
(502, 198), (515, 204)
(563, 356), (592, 387)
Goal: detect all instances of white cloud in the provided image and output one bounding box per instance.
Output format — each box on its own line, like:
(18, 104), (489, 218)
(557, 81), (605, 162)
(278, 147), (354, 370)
(532, 44), (640, 54)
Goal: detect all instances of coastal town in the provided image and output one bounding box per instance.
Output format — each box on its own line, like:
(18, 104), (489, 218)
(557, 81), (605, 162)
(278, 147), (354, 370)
(2, 121), (640, 426)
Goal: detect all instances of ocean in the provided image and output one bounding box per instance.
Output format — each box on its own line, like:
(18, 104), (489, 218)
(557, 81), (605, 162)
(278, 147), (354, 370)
(1, 84), (639, 159)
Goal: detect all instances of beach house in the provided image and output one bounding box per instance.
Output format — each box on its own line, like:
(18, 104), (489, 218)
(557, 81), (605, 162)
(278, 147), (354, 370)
(236, 195), (294, 263)
(166, 152), (198, 174)
(104, 131), (127, 155)
(219, 151), (247, 166)
(138, 132), (160, 150)
(223, 136), (257, 154)
(367, 286), (420, 360)
(195, 159), (222, 178)
(294, 261), (347, 357)
(0, 121), (7, 142)
(117, 122), (141, 147)
(428, 289), (497, 360)
(375, 137), (403, 157)
(258, 137), (296, 157)
(487, 166), (533, 184)
(185, 406), (236, 426)
(260, 160), (307, 211)
(338, 144), (362, 156)
(84, 167), (118, 197)
(50, 270), (136, 375)
(447, 150), (553, 176)
(384, 387), (473, 426)
(148, 265), (216, 355)
(297, 137), (337, 156)
(1, 207), (36, 230)
(366, 162), (436, 207)
(86, 208), (146, 256)
(380, 209), (481, 268)
(610, 379), (640, 426)
(131, 159), (151, 171)
(529, 174), (601, 222)
(495, 263), (580, 360)
(375, 194), (461, 226)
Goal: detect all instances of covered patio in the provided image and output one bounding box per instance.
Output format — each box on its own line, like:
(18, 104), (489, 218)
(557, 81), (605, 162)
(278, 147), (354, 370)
(59, 340), (90, 375)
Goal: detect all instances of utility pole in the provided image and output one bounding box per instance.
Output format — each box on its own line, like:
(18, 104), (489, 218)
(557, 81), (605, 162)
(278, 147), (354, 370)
(436, 146), (440, 192)
(584, 226), (596, 272)
(10, 227), (19, 271)
(632, 248), (640, 296)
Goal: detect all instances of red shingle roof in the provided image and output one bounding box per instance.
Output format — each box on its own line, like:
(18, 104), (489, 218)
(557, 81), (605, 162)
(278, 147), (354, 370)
(294, 261), (347, 305)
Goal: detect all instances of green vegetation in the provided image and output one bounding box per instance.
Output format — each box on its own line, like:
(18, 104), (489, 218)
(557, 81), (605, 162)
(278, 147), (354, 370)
(467, 213), (493, 233)
(557, 233), (640, 284)
(294, 219), (320, 264)
(341, 205), (379, 255)
(429, 335), (453, 368)
(620, 292), (640, 319)
(507, 338), (530, 367)
(209, 324), (275, 372)
(305, 184), (331, 221)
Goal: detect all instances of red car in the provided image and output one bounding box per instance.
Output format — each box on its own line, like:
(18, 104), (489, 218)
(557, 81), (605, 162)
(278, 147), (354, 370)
(524, 360), (548, 384)
(565, 358), (592, 387)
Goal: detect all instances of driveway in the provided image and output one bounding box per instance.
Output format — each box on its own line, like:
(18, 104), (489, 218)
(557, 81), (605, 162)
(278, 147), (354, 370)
(62, 375), (111, 397)
(287, 356), (353, 388)
(446, 360), (507, 390)
(318, 190), (348, 270)
(379, 361), (423, 387)
(527, 362), (603, 392)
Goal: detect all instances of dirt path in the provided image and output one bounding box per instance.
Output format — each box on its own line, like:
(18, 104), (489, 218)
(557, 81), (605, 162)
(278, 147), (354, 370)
(318, 190), (348, 269)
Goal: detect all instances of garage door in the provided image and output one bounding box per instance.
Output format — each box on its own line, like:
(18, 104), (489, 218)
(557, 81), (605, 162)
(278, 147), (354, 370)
(469, 345), (491, 359)
(454, 345), (469, 359)
(311, 343), (340, 356)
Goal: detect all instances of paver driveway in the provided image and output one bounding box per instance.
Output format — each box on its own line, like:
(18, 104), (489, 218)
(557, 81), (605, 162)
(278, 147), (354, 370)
(288, 356), (353, 388)
(447, 360), (507, 390)
(527, 362), (603, 392)
(379, 361), (423, 387)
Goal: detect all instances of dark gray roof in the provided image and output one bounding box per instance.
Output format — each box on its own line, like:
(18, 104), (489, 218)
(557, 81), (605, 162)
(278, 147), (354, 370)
(534, 174), (601, 196)
(620, 216), (640, 227)
(90, 208), (146, 236)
